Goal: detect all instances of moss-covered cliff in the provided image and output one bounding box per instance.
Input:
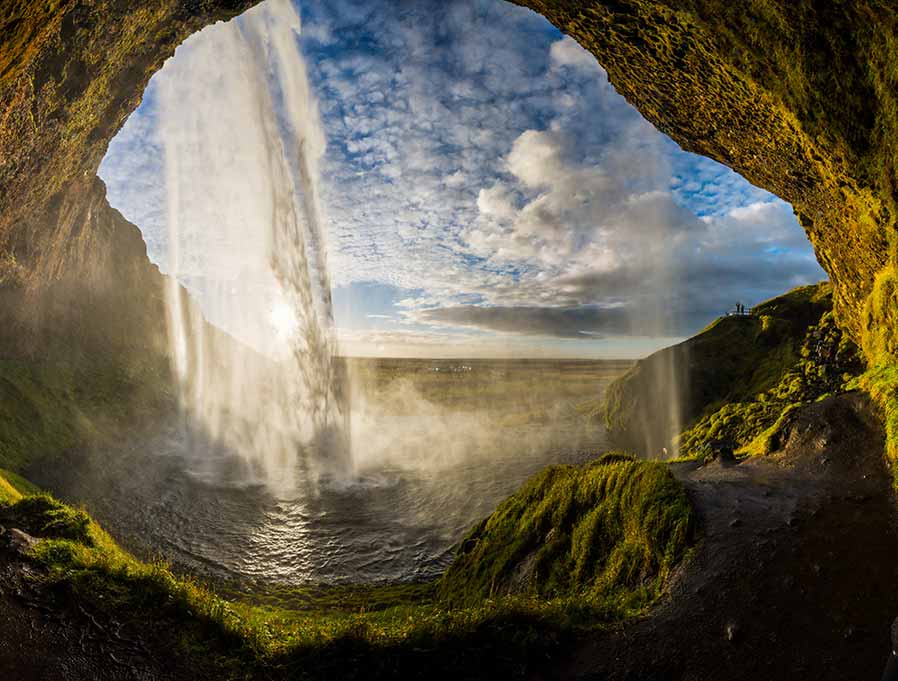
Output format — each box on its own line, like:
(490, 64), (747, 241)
(604, 283), (864, 456)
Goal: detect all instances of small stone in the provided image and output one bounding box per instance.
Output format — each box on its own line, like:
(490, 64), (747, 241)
(4, 528), (38, 556)
(725, 622), (739, 642)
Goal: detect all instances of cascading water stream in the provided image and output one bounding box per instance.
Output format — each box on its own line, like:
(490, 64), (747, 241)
(158, 0), (350, 487)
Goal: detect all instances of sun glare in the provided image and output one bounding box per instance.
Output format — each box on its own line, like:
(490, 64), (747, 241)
(270, 301), (299, 338)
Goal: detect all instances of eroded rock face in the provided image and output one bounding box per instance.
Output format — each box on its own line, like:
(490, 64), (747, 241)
(1, 0), (897, 362)
(0, 0), (255, 358)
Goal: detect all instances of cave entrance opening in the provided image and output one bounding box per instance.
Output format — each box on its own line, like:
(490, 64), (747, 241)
(85, 0), (823, 585)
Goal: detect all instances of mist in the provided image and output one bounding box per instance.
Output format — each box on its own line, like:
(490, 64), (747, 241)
(157, 0), (349, 488)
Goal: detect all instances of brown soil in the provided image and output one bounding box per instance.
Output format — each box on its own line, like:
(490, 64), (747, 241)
(563, 392), (898, 680)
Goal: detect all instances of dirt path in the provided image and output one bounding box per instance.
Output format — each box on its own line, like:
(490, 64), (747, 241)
(564, 392), (898, 680)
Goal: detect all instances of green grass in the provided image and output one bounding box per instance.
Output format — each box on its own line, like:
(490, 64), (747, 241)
(0, 458), (695, 679)
(605, 283), (864, 459)
(437, 459), (694, 612)
(0, 471), (21, 504)
(854, 364), (898, 467)
(678, 304), (862, 458)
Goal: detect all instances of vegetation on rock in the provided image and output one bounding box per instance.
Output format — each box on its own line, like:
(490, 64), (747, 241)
(438, 459), (694, 609)
(0, 458), (695, 680)
(0, 357), (173, 473)
(604, 283), (864, 458)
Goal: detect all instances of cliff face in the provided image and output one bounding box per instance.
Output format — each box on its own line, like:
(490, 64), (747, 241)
(0, 0), (255, 360)
(603, 284), (863, 456)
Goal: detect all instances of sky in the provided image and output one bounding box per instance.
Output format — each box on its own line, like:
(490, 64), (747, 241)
(99, 0), (826, 359)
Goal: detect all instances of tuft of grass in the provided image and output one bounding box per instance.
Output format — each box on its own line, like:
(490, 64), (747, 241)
(855, 364), (898, 465)
(0, 471), (22, 504)
(437, 460), (694, 613)
(0, 467), (40, 496)
(6, 493), (92, 543)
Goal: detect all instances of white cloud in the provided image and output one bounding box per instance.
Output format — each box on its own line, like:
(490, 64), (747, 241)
(549, 36), (602, 72)
(99, 0), (825, 353)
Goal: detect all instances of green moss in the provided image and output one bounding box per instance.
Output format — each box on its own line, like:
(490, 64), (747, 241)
(855, 364), (898, 465)
(678, 304), (863, 458)
(862, 266), (898, 362)
(595, 451), (637, 465)
(604, 283), (862, 458)
(436, 460), (694, 613)
(0, 467), (40, 496)
(7, 494), (93, 543)
(0, 357), (173, 472)
(0, 472), (21, 504)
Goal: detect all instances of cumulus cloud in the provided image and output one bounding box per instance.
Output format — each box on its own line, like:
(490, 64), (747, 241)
(99, 0), (826, 356)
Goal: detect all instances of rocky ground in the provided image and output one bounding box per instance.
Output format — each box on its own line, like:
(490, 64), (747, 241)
(0, 531), (213, 681)
(563, 392), (898, 680)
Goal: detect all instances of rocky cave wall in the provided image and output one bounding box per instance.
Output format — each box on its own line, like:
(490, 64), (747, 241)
(2, 0), (897, 369)
(0, 0), (256, 361)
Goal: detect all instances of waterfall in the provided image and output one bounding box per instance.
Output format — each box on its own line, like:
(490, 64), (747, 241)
(157, 0), (350, 486)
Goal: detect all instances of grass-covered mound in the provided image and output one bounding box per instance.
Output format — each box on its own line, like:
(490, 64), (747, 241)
(0, 458), (695, 680)
(604, 283), (864, 458)
(437, 458), (694, 612)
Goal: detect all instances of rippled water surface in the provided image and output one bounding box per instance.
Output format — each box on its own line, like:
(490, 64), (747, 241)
(34, 359), (628, 585)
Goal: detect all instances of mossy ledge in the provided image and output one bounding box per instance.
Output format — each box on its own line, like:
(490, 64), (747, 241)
(0, 458), (695, 679)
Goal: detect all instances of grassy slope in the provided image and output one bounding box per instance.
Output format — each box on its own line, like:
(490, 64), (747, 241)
(0, 455), (695, 679)
(679, 291), (864, 457)
(604, 283), (864, 458)
(0, 357), (172, 472)
(438, 457), (694, 611)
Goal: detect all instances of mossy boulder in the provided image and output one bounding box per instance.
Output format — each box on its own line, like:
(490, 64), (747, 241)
(437, 459), (694, 612)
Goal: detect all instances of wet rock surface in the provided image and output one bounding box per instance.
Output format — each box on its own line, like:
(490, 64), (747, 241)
(0, 531), (212, 681)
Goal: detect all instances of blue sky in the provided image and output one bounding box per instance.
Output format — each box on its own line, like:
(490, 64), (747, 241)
(99, 0), (825, 359)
